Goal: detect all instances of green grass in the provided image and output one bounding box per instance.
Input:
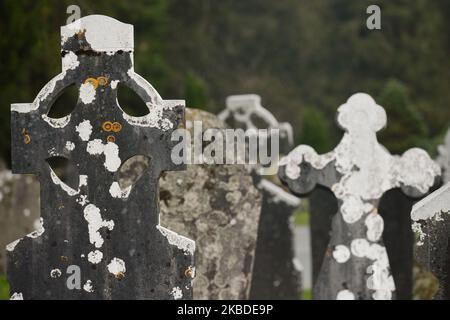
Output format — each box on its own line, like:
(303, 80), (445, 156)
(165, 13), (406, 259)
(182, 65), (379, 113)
(293, 209), (310, 226)
(301, 289), (312, 300)
(0, 275), (9, 300)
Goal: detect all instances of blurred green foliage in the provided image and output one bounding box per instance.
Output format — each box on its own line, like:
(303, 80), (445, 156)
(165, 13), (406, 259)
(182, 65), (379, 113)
(185, 72), (209, 110)
(293, 209), (310, 226)
(0, 0), (449, 164)
(0, 275), (9, 300)
(298, 107), (331, 153)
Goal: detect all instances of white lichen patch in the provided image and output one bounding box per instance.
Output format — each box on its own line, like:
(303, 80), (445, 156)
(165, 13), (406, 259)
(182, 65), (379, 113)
(336, 289), (355, 300)
(109, 182), (131, 199)
(110, 80), (119, 89)
(65, 141), (75, 151)
(6, 239), (22, 252)
(50, 170), (79, 196)
(27, 217), (45, 238)
(61, 15), (133, 52)
(80, 82), (96, 104)
(50, 269), (62, 278)
(10, 292), (24, 300)
(365, 212), (384, 242)
(170, 286), (183, 300)
(83, 204), (114, 248)
(107, 258), (126, 276)
(76, 120), (93, 141)
(122, 102), (173, 131)
(332, 245), (351, 263)
(87, 139), (121, 172)
(83, 280), (94, 293)
(157, 225), (195, 255)
(76, 194), (89, 207)
(87, 250), (103, 264)
(62, 51), (80, 71)
(411, 222), (426, 246)
(42, 114), (71, 128)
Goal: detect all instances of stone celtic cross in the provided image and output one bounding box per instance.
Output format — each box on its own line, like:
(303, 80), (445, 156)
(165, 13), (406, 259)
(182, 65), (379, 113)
(219, 94), (302, 299)
(7, 15), (194, 300)
(219, 94), (294, 156)
(279, 93), (440, 300)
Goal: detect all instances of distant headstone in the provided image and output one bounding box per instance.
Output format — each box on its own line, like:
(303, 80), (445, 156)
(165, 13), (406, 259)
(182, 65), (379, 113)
(279, 93), (440, 300)
(159, 108), (262, 299)
(8, 15), (194, 300)
(411, 182), (450, 299)
(437, 129), (450, 182)
(219, 94), (302, 299)
(0, 163), (40, 274)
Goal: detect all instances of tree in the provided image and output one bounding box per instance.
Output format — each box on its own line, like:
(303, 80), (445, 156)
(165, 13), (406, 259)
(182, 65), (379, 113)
(298, 107), (331, 154)
(378, 79), (428, 154)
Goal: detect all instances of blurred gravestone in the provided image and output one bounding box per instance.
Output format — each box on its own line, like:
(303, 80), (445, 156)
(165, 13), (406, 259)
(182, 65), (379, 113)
(437, 129), (450, 183)
(279, 93), (440, 300)
(219, 94), (302, 299)
(7, 15), (194, 300)
(411, 183), (450, 299)
(119, 108), (262, 299)
(0, 161), (40, 274)
(160, 108), (262, 299)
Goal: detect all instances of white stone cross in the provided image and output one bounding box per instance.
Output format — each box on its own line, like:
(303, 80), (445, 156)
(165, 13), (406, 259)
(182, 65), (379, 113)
(279, 93), (440, 300)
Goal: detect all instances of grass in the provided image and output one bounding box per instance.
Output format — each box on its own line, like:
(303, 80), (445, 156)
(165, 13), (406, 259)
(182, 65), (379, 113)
(301, 289), (312, 300)
(293, 209), (310, 226)
(0, 275), (9, 300)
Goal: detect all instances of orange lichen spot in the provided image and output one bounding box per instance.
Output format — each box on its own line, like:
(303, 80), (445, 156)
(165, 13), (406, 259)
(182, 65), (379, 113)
(107, 135), (116, 143)
(97, 76), (108, 86)
(115, 272), (125, 280)
(84, 77), (99, 89)
(23, 134), (31, 144)
(112, 122), (122, 133)
(184, 266), (195, 278)
(60, 256), (69, 262)
(102, 121), (113, 132)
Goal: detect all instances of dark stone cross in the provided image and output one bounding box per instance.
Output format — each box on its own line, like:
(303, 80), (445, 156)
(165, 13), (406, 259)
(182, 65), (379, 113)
(279, 93), (440, 300)
(7, 15), (195, 300)
(219, 94), (302, 299)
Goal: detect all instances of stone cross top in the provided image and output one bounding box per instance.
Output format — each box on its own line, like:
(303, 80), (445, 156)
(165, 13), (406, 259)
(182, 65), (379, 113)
(219, 94), (294, 155)
(279, 93), (440, 300)
(219, 94), (302, 299)
(8, 15), (195, 300)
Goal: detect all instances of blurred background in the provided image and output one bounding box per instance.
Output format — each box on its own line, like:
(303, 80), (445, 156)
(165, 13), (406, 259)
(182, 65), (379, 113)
(0, 0), (449, 166)
(0, 0), (449, 299)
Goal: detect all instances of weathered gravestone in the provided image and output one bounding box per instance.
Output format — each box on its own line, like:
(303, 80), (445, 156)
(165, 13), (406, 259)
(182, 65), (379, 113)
(411, 178), (450, 299)
(219, 94), (302, 299)
(118, 108), (263, 299)
(0, 162), (40, 274)
(7, 15), (195, 300)
(278, 93), (440, 300)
